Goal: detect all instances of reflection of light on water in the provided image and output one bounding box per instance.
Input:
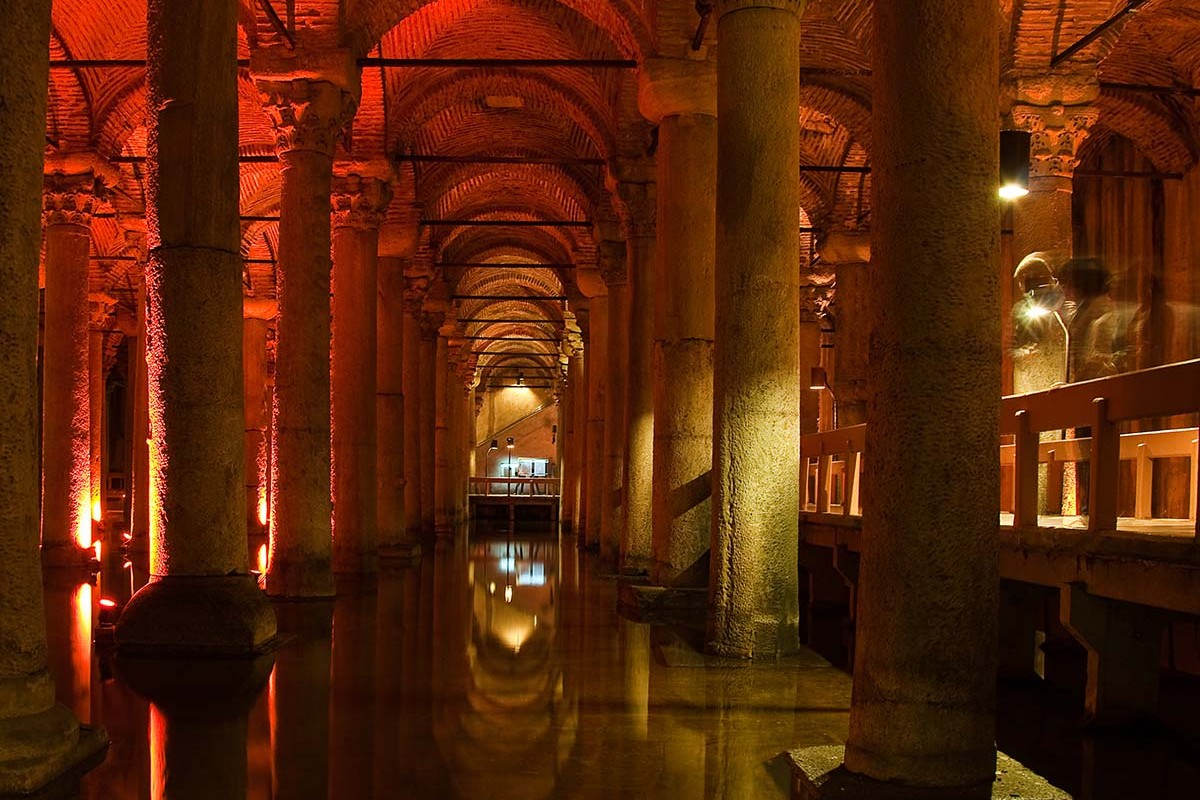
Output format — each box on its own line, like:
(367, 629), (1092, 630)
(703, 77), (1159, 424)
(504, 584), (513, 603)
(72, 584), (92, 721)
(150, 704), (166, 800)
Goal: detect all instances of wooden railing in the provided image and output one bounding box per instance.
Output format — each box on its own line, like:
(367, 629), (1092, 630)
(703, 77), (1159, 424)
(800, 359), (1200, 537)
(469, 477), (560, 498)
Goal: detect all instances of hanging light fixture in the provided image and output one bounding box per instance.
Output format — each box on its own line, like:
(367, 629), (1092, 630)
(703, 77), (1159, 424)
(516, 372), (526, 386)
(808, 366), (829, 391)
(999, 129), (1031, 200)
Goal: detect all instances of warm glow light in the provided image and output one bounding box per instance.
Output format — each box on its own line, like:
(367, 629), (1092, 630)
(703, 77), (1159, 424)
(76, 494), (92, 550)
(1024, 303), (1051, 320)
(99, 598), (116, 609)
(504, 584), (513, 603)
(91, 499), (102, 523)
(488, 581), (496, 594)
(257, 543), (269, 574)
(72, 584), (92, 718)
(122, 530), (133, 542)
(999, 183), (1029, 200)
(257, 490), (269, 528)
(93, 540), (102, 562)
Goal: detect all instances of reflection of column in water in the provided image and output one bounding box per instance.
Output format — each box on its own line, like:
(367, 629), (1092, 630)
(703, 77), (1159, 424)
(246, 676), (272, 800)
(330, 581), (377, 799)
(42, 575), (92, 722)
(80, 666), (150, 800)
(620, 618), (650, 740)
(116, 653), (273, 800)
(270, 602), (332, 800)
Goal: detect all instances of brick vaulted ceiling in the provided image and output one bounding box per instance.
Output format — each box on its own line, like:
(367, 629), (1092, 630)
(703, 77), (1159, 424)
(47, 0), (1200, 349)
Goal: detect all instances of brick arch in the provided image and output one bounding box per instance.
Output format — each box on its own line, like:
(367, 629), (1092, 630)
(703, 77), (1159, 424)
(1085, 92), (1196, 173)
(425, 166), (593, 222)
(1010, 0), (1131, 69)
(343, 0), (652, 61)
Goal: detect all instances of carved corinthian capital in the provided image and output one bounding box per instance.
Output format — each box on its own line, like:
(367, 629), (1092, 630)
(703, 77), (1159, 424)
(331, 174), (394, 230)
(1009, 104), (1098, 183)
(259, 79), (357, 157)
(43, 172), (103, 227)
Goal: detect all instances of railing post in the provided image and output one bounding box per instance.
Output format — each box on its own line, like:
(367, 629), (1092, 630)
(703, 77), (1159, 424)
(1089, 397), (1120, 533)
(843, 451), (860, 518)
(1013, 409), (1039, 529)
(1134, 442), (1153, 520)
(816, 454), (831, 514)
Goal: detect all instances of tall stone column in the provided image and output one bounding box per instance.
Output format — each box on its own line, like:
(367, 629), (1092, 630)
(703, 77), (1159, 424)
(709, 0), (804, 658)
(0, 1), (108, 789)
(243, 300), (276, 541)
(639, 59), (717, 586)
(130, 273), (151, 554)
(583, 297), (608, 548)
(378, 257), (420, 561)
(570, 345), (590, 534)
(330, 173), (392, 575)
(560, 358), (579, 530)
(843, 0), (1000, 788)
(599, 245), (629, 567)
(89, 296), (115, 529)
(256, 71), (356, 597)
(116, 0), (275, 651)
(401, 277), (430, 541)
(824, 231), (871, 427)
(433, 334), (452, 533)
(41, 172), (101, 566)
(618, 181), (656, 572)
(417, 315), (440, 535)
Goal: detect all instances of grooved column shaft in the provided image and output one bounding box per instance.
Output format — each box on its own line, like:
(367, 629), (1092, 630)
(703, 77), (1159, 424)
(584, 297), (608, 547)
(623, 237), (655, 569)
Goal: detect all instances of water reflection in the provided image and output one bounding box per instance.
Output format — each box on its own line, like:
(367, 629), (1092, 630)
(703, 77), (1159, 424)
(43, 520), (1200, 799)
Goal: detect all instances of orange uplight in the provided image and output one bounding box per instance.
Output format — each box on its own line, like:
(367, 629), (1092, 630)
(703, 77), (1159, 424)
(257, 543), (269, 574)
(72, 584), (92, 718)
(257, 491), (269, 528)
(122, 530), (133, 542)
(93, 540), (102, 562)
(99, 598), (116, 609)
(76, 494), (92, 550)
(91, 498), (102, 523)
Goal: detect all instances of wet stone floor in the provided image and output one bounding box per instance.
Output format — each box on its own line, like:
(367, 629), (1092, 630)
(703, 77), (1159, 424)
(42, 524), (851, 799)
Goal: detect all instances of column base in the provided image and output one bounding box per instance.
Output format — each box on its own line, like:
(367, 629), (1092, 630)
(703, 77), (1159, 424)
(39, 542), (97, 571)
(617, 583), (706, 626)
(0, 706), (108, 796)
(115, 574), (277, 656)
(788, 746), (1069, 800)
(265, 559), (335, 599)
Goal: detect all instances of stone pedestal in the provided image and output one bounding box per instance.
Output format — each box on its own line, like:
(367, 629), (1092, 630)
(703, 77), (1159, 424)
(709, 0), (804, 658)
(259, 77), (356, 598)
(0, 3), (110, 790)
(331, 174), (392, 574)
(842, 0), (1001, 788)
(116, 0), (275, 652)
(639, 59), (717, 586)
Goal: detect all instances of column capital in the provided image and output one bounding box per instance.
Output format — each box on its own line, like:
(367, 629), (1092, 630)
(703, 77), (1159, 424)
(89, 293), (118, 327)
(402, 274), (432, 313)
(638, 57), (716, 123)
(42, 171), (105, 227)
(819, 230), (871, 264)
(1007, 102), (1099, 183)
(800, 280), (834, 323)
(243, 297), (279, 321)
(331, 173), (394, 230)
(258, 78), (357, 157)
(613, 179), (656, 239)
(418, 311), (444, 340)
(597, 240), (627, 286)
(716, 0), (806, 17)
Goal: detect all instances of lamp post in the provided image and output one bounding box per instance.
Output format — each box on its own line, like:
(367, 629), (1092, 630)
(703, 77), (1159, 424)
(487, 439), (499, 495)
(808, 365), (839, 431)
(506, 436), (515, 496)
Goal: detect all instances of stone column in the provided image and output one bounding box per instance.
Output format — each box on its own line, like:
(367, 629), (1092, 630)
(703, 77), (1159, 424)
(116, 0), (275, 651)
(709, 0), (804, 658)
(584, 296), (608, 548)
(89, 296), (115, 530)
(824, 231), (871, 427)
(0, 1), (108, 789)
(256, 73), (356, 597)
(378, 257), (420, 561)
(618, 181), (656, 572)
(130, 274), (150, 554)
(433, 334), (452, 533)
(41, 172), (101, 566)
(843, 0), (1000, 788)
(417, 315), (440, 535)
(571, 344), (590, 534)
(243, 300), (276, 541)
(401, 277), (430, 541)
(599, 245), (629, 567)
(639, 58), (717, 586)
(560, 358), (578, 530)
(330, 173), (392, 575)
